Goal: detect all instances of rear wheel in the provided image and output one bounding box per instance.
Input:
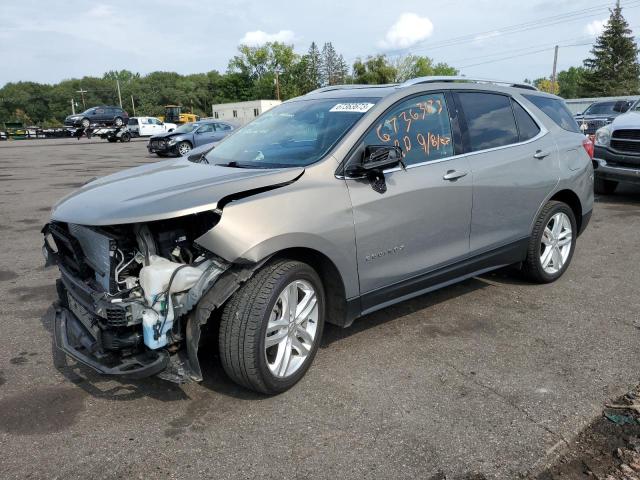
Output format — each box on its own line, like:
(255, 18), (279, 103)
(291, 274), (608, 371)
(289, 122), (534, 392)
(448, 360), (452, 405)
(177, 141), (192, 156)
(523, 201), (577, 283)
(219, 259), (325, 394)
(120, 132), (131, 142)
(113, 116), (124, 127)
(81, 118), (90, 129)
(594, 177), (618, 195)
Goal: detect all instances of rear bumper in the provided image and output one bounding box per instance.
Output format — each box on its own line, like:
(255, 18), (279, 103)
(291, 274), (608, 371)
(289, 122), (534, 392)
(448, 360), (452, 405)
(54, 305), (169, 379)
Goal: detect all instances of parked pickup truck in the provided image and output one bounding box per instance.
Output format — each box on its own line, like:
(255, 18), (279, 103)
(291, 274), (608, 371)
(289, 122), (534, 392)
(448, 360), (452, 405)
(593, 101), (640, 194)
(127, 117), (177, 137)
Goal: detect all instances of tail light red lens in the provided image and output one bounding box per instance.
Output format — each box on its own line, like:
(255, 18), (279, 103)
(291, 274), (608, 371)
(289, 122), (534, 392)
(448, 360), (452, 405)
(582, 137), (594, 160)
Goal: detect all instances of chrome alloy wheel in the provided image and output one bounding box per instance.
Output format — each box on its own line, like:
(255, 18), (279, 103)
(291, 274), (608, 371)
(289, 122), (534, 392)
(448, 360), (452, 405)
(540, 212), (572, 274)
(178, 142), (191, 156)
(264, 280), (318, 378)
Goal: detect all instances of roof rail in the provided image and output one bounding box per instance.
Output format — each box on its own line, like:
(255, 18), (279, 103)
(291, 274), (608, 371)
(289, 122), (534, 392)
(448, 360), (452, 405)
(306, 83), (398, 95)
(401, 76), (538, 91)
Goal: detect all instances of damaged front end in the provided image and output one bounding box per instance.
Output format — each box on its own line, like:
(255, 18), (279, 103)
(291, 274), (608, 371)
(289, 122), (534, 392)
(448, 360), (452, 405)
(43, 212), (247, 383)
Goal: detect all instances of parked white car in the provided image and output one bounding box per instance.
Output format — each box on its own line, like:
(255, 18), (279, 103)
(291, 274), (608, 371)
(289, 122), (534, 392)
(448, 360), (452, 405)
(127, 117), (177, 137)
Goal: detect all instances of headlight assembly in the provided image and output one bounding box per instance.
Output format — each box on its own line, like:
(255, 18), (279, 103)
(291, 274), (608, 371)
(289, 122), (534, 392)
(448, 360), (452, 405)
(594, 127), (611, 147)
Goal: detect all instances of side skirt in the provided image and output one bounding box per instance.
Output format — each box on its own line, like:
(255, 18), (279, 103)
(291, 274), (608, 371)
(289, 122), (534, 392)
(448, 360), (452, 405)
(346, 238), (529, 322)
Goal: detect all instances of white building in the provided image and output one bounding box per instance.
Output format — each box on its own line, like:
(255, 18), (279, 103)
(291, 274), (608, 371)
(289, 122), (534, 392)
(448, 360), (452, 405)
(210, 99), (282, 126)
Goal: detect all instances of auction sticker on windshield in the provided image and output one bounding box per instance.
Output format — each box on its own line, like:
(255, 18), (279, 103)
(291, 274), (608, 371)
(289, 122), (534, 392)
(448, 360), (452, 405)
(330, 103), (375, 113)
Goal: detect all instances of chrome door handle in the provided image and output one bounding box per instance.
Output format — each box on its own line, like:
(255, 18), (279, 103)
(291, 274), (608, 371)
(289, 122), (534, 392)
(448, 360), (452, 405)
(443, 170), (468, 181)
(533, 150), (550, 159)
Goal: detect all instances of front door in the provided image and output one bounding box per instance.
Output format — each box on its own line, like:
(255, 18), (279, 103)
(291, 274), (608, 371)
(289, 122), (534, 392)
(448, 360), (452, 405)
(345, 93), (472, 307)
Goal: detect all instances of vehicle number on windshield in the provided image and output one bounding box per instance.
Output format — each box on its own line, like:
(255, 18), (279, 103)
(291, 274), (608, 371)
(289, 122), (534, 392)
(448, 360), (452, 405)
(330, 103), (375, 113)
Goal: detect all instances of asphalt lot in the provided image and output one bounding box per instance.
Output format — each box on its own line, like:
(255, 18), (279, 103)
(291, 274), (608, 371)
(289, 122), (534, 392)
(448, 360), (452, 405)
(0, 138), (639, 479)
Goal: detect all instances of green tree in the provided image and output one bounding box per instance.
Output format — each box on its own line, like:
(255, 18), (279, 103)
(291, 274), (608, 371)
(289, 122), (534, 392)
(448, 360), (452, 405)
(352, 55), (397, 84)
(580, 2), (640, 96)
(557, 67), (587, 98)
(393, 54), (458, 82)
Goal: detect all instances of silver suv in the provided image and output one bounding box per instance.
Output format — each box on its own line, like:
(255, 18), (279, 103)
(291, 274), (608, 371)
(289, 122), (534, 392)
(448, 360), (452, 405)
(43, 77), (594, 394)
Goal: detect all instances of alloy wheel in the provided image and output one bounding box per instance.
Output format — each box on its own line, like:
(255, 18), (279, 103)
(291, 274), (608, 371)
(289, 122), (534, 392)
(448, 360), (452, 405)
(264, 280), (319, 378)
(178, 142), (191, 156)
(540, 212), (572, 274)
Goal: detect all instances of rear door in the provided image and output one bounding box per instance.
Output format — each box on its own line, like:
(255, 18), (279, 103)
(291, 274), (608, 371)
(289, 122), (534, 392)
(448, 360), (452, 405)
(454, 91), (560, 252)
(214, 122), (232, 141)
(345, 92), (473, 304)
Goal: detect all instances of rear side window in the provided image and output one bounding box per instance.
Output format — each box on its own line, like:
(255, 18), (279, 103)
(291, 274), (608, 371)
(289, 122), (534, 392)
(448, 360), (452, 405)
(458, 92), (518, 151)
(127, 118), (137, 125)
(512, 100), (541, 142)
(215, 123), (232, 131)
(523, 94), (580, 133)
(363, 92), (454, 166)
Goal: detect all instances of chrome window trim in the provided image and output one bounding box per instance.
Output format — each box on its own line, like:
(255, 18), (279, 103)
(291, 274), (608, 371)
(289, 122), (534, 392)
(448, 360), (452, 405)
(338, 95), (549, 180)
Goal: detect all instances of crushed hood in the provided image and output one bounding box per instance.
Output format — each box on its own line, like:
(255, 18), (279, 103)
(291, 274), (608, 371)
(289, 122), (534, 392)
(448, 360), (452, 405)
(51, 158), (304, 225)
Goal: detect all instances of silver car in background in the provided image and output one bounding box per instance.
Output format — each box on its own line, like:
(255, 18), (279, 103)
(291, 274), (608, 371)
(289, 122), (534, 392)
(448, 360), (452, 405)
(43, 77), (594, 394)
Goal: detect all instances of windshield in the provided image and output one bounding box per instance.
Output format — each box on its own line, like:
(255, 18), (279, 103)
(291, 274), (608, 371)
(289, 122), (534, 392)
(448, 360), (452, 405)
(205, 98), (378, 168)
(174, 123), (198, 134)
(583, 102), (621, 115)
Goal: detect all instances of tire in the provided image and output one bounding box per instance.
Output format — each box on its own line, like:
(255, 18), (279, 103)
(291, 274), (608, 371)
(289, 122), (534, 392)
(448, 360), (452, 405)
(177, 141), (192, 156)
(81, 118), (90, 129)
(107, 137), (117, 143)
(120, 132), (131, 142)
(113, 117), (123, 127)
(156, 152), (169, 157)
(594, 177), (618, 195)
(219, 259), (325, 394)
(522, 201), (577, 284)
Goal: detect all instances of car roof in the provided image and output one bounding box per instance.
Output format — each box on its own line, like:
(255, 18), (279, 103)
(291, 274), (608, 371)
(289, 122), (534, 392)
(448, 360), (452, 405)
(302, 76), (545, 102)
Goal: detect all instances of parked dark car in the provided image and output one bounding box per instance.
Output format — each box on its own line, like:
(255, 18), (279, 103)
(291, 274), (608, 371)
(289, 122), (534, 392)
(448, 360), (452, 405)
(64, 106), (129, 129)
(574, 100), (633, 135)
(147, 120), (234, 156)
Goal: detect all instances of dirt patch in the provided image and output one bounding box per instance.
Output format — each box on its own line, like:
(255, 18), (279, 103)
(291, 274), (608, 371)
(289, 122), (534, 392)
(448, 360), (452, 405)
(0, 385), (86, 434)
(537, 387), (640, 479)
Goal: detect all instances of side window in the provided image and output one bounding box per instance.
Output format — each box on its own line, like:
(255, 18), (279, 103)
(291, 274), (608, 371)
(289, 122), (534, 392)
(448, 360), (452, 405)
(363, 93), (454, 166)
(457, 92), (518, 152)
(512, 100), (541, 142)
(215, 123), (231, 131)
(523, 94), (581, 133)
(197, 123), (214, 133)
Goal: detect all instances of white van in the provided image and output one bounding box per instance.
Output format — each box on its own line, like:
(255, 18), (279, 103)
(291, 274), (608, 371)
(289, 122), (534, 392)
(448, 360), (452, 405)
(127, 117), (177, 137)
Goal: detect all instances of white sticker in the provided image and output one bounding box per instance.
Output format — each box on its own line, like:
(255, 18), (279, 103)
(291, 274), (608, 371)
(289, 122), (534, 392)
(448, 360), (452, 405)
(329, 103), (375, 113)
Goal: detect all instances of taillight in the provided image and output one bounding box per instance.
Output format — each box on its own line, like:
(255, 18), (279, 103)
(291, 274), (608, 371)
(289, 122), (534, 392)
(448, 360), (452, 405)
(582, 137), (594, 160)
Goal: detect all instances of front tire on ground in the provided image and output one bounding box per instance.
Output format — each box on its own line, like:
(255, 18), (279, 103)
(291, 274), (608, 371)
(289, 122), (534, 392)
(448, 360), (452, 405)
(594, 177), (618, 195)
(523, 201), (577, 284)
(177, 141), (192, 156)
(219, 259), (325, 394)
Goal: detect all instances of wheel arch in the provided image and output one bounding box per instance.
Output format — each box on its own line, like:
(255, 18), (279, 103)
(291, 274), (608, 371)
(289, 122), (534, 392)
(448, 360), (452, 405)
(549, 189), (583, 233)
(268, 247), (349, 327)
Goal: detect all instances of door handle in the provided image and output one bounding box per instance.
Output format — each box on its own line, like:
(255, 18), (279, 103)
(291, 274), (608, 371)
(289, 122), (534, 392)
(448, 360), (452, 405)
(443, 170), (468, 181)
(533, 150), (550, 159)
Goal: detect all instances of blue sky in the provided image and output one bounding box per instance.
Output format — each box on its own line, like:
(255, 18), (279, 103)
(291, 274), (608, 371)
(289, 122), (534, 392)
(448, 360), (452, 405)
(1, 0), (639, 86)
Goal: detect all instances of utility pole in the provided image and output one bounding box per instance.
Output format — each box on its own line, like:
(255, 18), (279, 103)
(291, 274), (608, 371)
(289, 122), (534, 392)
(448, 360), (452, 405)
(275, 71), (281, 101)
(70, 98), (75, 115)
(551, 45), (559, 94)
(76, 88), (87, 109)
(116, 79), (123, 108)
(131, 95), (136, 116)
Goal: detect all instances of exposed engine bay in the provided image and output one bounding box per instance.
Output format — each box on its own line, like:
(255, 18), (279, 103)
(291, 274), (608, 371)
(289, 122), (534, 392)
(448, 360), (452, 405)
(43, 211), (236, 382)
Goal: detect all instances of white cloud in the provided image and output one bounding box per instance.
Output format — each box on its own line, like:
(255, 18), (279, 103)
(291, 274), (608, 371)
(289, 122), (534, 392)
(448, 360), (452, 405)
(239, 29), (295, 46)
(585, 19), (607, 36)
(378, 13), (434, 50)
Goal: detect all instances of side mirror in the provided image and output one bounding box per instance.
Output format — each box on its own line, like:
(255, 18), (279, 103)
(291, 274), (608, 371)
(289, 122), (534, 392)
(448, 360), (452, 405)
(345, 145), (404, 176)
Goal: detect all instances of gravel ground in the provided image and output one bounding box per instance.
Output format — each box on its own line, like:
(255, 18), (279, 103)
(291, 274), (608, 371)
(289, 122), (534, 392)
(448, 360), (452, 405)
(0, 138), (639, 479)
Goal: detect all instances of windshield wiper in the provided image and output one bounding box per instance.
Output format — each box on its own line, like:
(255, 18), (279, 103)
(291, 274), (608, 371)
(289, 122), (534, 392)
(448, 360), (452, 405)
(215, 161), (253, 168)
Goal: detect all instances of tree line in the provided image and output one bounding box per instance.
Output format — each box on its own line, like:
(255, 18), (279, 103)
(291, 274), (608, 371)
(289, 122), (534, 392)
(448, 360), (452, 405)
(4, 3), (640, 128)
(0, 41), (458, 127)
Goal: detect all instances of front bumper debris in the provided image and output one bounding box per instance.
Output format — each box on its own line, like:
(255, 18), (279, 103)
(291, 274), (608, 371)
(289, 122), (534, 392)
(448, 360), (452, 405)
(54, 305), (169, 379)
